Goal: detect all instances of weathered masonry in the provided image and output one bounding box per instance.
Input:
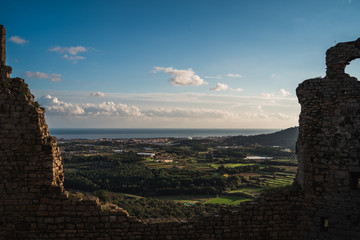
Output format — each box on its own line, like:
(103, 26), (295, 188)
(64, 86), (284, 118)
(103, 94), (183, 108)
(0, 24), (359, 239)
(295, 38), (360, 239)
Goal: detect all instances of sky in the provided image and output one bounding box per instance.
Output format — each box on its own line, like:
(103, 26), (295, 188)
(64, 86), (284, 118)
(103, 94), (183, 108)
(1, 0), (360, 129)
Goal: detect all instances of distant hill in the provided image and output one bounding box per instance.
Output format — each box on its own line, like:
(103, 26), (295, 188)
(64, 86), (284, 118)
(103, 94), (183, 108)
(223, 127), (299, 147)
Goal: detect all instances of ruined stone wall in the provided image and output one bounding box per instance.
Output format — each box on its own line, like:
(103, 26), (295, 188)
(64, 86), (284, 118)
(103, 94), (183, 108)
(296, 39), (360, 239)
(0, 26), (11, 80)
(296, 76), (360, 239)
(1, 24), (360, 239)
(0, 26), (6, 66)
(0, 77), (63, 188)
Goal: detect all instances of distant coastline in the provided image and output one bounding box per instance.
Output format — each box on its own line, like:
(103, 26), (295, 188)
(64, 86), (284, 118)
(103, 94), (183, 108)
(49, 128), (281, 139)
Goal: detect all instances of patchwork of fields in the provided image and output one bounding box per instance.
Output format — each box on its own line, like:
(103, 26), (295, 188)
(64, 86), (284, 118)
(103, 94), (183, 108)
(60, 136), (297, 218)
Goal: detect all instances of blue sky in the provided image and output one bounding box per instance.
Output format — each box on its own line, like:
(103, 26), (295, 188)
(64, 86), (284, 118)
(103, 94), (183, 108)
(2, 0), (360, 128)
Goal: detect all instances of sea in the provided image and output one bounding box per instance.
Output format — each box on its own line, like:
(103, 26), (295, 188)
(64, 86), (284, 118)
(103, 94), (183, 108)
(49, 128), (280, 140)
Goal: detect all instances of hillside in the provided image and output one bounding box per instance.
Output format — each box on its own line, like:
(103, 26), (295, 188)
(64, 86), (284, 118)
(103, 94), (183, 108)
(223, 127), (299, 147)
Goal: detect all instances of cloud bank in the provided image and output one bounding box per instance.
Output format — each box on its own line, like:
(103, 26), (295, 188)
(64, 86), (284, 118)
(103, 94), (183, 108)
(37, 93), (297, 126)
(38, 95), (143, 118)
(34, 91), (299, 128)
(145, 107), (240, 119)
(38, 95), (242, 120)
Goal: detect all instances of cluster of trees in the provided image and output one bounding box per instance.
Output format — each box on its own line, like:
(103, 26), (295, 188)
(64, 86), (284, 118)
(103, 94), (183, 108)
(59, 143), (96, 152)
(262, 166), (284, 173)
(261, 159), (297, 167)
(64, 152), (143, 164)
(64, 161), (242, 196)
(218, 164), (289, 175)
(162, 146), (194, 156)
(90, 190), (239, 220)
(65, 173), (100, 192)
(202, 149), (247, 163)
(90, 190), (239, 219)
(245, 146), (295, 158)
(110, 195), (218, 219)
(218, 165), (260, 174)
(176, 138), (214, 150)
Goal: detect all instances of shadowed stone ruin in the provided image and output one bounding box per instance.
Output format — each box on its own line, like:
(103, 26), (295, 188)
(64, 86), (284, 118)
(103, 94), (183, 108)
(325, 38), (360, 78)
(0, 24), (359, 239)
(295, 37), (360, 239)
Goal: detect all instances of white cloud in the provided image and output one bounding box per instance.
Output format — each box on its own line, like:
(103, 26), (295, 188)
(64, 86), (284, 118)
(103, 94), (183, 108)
(152, 66), (208, 86)
(226, 73), (242, 78)
(271, 73), (277, 79)
(278, 89), (291, 96)
(82, 102), (143, 117)
(26, 71), (62, 82)
(63, 54), (86, 64)
(204, 73), (242, 79)
(49, 46), (88, 63)
(9, 36), (28, 45)
(63, 54), (86, 60)
(231, 88), (243, 92)
(210, 83), (229, 91)
(210, 83), (242, 92)
(90, 91), (106, 97)
(38, 95), (84, 115)
(261, 89), (291, 98)
(49, 46), (87, 55)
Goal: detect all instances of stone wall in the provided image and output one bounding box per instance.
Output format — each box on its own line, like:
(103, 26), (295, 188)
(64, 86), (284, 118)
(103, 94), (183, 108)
(0, 26), (11, 80)
(0, 24), (360, 239)
(0, 26), (5, 66)
(295, 38), (360, 240)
